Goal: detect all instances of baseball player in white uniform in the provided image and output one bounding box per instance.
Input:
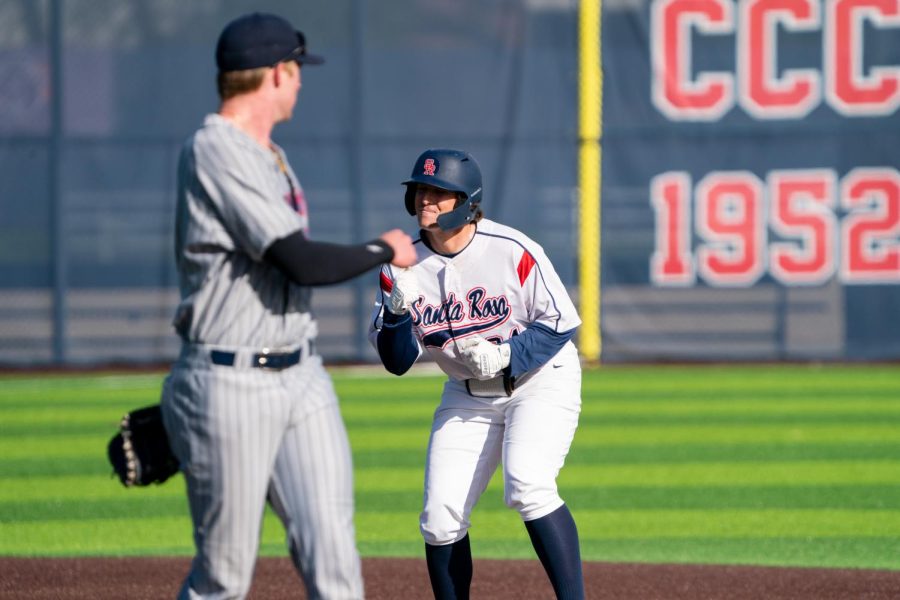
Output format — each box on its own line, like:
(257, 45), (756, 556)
(368, 149), (585, 599)
(159, 13), (415, 600)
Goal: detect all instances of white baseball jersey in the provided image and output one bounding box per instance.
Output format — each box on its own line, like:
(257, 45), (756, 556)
(369, 218), (583, 548)
(368, 218), (581, 381)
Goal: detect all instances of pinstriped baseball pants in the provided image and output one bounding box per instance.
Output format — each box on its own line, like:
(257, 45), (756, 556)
(161, 352), (363, 600)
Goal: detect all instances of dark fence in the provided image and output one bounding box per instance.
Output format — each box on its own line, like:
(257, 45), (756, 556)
(0, 0), (579, 365)
(2, 0), (897, 366)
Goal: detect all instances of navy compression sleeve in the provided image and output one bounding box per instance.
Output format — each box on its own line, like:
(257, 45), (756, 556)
(264, 230), (394, 286)
(376, 310), (420, 375)
(506, 322), (577, 380)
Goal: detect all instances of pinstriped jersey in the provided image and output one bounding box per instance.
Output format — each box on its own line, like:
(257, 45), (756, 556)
(368, 219), (581, 381)
(172, 113), (316, 347)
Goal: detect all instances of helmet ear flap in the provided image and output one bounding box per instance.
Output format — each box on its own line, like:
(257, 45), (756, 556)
(404, 185), (416, 215)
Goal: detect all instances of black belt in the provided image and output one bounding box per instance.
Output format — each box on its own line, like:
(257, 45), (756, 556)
(465, 373), (516, 398)
(465, 370), (535, 398)
(209, 343), (313, 370)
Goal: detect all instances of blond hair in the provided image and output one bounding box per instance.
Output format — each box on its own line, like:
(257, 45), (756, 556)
(216, 61), (297, 100)
(217, 67), (266, 100)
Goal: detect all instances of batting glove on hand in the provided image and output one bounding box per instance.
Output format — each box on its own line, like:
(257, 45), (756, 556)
(387, 268), (420, 315)
(457, 336), (511, 380)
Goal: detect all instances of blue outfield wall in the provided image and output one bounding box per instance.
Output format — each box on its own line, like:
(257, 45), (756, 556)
(0, 0), (897, 366)
(600, 0), (900, 362)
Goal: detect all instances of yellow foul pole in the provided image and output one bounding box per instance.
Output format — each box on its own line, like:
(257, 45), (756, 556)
(578, 0), (602, 362)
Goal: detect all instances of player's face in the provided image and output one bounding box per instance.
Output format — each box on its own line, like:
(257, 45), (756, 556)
(275, 62), (302, 121)
(415, 185), (459, 229)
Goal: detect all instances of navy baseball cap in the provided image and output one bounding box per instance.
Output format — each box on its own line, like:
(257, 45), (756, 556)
(215, 12), (324, 71)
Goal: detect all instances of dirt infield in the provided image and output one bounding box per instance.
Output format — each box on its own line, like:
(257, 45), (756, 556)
(2, 557), (899, 599)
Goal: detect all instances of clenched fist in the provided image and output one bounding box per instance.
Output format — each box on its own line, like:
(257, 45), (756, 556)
(457, 336), (511, 380)
(379, 229), (417, 267)
(387, 268), (420, 315)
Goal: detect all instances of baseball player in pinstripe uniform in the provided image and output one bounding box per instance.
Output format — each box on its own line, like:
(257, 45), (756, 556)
(369, 149), (585, 599)
(159, 13), (416, 600)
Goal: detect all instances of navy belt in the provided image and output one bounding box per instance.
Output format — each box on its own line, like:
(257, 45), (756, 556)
(210, 343), (313, 370)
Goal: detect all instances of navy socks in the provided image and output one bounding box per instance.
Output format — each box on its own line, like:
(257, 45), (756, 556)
(425, 534), (472, 600)
(524, 504), (585, 600)
(424, 507), (582, 600)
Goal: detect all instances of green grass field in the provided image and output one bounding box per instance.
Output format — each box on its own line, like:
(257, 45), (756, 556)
(1, 364), (899, 569)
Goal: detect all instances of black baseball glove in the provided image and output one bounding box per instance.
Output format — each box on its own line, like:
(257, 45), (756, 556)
(107, 404), (180, 487)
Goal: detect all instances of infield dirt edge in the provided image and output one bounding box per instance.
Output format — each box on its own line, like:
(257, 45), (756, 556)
(2, 556), (900, 599)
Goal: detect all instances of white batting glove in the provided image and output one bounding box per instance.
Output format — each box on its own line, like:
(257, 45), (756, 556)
(387, 268), (420, 315)
(457, 336), (511, 380)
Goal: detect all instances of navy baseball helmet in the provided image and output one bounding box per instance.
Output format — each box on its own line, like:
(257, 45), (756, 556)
(403, 149), (483, 231)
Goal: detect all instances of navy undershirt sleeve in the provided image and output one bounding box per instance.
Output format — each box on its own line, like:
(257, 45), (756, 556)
(506, 322), (577, 380)
(376, 310), (420, 375)
(264, 230), (394, 286)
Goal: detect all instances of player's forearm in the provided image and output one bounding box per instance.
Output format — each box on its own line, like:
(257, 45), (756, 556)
(506, 323), (576, 379)
(264, 230), (394, 286)
(376, 310), (420, 375)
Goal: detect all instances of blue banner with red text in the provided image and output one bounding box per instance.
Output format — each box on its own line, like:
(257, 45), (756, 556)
(601, 0), (900, 361)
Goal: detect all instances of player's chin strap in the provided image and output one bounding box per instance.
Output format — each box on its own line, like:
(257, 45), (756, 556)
(436, 187), (482, 231)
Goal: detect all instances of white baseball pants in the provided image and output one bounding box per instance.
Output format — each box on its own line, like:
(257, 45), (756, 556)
(420, 344), (582, 546)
